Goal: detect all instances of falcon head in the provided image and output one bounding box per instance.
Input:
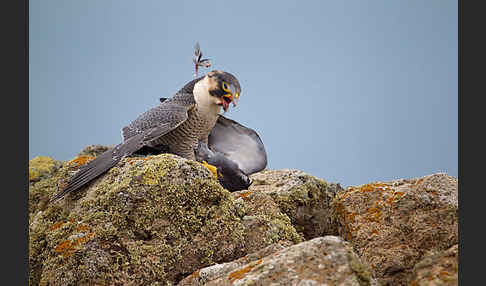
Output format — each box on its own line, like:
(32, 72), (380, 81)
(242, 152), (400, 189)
(206, 70), (241, 112)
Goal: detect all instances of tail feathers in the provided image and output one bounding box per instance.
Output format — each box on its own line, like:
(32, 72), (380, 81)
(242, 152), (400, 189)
(51, 134), (144, 202)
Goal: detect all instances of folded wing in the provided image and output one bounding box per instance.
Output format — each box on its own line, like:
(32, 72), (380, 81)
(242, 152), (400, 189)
(208, 115), (267, 175)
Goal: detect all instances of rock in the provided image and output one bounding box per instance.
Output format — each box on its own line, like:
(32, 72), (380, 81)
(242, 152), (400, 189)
(29, 144), (460, 286)
(77, 144), (112, 157)
(332, 173), (458, 285)
(409, 244), (458, 286)
(178, 241), (293, 285)
(248, 169), (343, 239)
(179, 236), (375, 286)
(231, 189), (304, 254)
(29, 153), (301, 286)
(29, 156), (62, 182)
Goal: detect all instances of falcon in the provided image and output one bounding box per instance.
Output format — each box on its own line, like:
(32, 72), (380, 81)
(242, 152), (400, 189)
(52, 70), (246, 201)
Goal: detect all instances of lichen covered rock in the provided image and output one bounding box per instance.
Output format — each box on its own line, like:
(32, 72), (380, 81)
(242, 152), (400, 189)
(179, 236), (375, 286)
(77, 144), (112, 157)
(29, 156), (62, 182)
(231, 189), (304, 253)
(409, 244), (458, 286)
(29, 153), (301, 286)
(178, 241), (294, 285)
(248, 169), (342, 239)
(332, 173), (458, 285)
(29, 144), (460, 286)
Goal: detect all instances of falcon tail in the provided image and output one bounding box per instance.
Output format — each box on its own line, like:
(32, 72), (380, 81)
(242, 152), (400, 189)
(51, 134), (144, 202)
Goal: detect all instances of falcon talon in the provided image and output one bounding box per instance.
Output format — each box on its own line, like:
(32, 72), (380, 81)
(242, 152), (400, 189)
(201, 161), (219, 178)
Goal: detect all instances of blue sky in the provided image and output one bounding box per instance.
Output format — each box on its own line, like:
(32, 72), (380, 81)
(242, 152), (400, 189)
(29, 0), (458, 187)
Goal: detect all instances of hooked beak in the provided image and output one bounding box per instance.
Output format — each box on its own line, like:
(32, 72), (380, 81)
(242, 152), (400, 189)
(229, 84), (239, 107)
(220, 84), (239, 112)
(222, 94), (232, 112)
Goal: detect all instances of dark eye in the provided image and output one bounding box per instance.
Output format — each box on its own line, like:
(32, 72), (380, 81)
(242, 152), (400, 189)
(222, 82), (230, 92)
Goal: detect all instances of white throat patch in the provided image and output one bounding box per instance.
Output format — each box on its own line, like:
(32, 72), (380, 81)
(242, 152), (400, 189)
(193, 76), (222, 116)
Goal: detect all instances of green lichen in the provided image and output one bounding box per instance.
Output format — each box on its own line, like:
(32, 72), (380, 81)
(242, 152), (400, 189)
(268, 175), (337, 239)
(30, 153), (310, 285)
(30, 154), (249, 285)
(345, 244), (372, 286)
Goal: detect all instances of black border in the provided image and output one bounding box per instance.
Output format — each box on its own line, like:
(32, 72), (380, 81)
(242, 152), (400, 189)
(3, 0), (28, 284)
(459, 0), (483, 284)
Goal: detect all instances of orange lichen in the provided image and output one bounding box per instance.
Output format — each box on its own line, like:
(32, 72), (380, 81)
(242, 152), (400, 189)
(366, 206), (382, 222)
(53, 220), (94, 259)
(384, 191), (405, 205)
(185, 270), (200, 281)
(68, 155), (96, 168)
(234, 191), (251, 199)
(50, 221), (66, 231)
(54, 232), (95, 258)
(228, 259), (263, 283)
(73, 232), (95, 246)
(347, 212), (356, 223)
(439, 270), (452, 279)
(76, 224), (90, 233)
(354, 183), (393, 194)
(54, 240), (74, 257)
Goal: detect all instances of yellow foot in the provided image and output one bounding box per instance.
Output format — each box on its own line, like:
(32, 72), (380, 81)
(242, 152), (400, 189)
(201, 161), (218, 178)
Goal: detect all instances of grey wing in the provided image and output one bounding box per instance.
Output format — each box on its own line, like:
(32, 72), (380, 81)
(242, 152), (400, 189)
(52, 99), (193, 202)
(208, 115), (267, 175)
(123, 93), (195, 142)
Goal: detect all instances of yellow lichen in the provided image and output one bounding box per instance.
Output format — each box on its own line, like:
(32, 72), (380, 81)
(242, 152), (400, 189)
(29, 156), (55, 181)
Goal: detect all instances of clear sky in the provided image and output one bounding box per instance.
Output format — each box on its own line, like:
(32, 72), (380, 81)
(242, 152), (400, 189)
(29, 0), (458, 187)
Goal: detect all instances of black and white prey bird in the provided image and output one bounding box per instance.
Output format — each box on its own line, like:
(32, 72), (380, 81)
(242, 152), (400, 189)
(52, 70), (267, 201)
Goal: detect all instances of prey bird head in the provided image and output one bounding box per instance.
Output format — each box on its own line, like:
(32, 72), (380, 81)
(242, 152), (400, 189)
(206, 70), (241, 112)
(193, 42), (211, 77)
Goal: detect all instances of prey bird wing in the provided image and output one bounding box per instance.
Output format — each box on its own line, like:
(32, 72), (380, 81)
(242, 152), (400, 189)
(208, 115), (267, 175)
(159, 96), (267, 176)
(52, 91), (197, 202)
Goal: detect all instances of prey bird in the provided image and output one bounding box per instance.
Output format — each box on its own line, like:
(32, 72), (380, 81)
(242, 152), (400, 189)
(158, 97), (267, 191)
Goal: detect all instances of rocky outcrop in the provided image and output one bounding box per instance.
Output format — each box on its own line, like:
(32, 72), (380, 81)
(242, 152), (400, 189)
(178, 236), (375, 286)
(29, 152), (301, 286)
(248, 169), (343, 239)
(332, 173), (458, 285)
(29, 146), (459, 285)
(409, 244), (458, 286)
